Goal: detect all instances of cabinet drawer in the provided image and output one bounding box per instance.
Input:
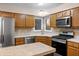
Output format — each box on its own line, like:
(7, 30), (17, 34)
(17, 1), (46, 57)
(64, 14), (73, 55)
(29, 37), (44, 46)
(74, 42), (79, 48)
(15, 41), (25, 45)
(15, 39), (24, 42)
(35, 36), (52, 46)
(67, 41), (79, 48)
(15, 43), (24, 45)
(15, 38), (25, 45)
(16, 41), (24, 43)
(67, 41), (74, 47)
(15, 38), (24, 42)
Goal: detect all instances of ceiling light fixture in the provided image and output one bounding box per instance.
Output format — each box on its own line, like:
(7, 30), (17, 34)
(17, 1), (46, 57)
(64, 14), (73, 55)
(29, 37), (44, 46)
(38, 3), (44, 6)
(38, 10), (48, 16)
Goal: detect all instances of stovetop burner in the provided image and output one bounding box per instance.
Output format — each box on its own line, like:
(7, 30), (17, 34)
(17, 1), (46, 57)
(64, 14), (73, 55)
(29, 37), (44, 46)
(52, 35), (74, 40)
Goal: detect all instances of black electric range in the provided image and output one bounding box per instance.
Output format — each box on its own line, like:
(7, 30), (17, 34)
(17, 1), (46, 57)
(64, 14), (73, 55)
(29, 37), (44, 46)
(52, 32), (74, 56)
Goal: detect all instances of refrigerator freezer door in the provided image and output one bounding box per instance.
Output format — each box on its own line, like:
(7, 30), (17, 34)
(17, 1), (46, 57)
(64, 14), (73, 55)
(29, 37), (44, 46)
(2, 17), (14, 47)
(0, 17), (3, 44)
(0, 44), (2, 47)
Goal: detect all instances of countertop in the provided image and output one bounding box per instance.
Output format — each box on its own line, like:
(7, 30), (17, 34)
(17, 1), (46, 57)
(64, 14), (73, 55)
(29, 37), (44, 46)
(67, 38), (79, 43)
(0, 42), (56, 56)
(13, 33), (58, 38)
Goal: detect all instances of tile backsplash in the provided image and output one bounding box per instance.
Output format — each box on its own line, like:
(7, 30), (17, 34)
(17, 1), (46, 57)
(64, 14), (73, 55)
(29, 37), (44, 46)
(15, 28), (59, 36)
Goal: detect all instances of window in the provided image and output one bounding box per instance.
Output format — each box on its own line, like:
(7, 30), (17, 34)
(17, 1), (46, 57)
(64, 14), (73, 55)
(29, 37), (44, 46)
(46, 24), (51, 30)
(45, 17), (52, 31)
(35, 19), (42, 30)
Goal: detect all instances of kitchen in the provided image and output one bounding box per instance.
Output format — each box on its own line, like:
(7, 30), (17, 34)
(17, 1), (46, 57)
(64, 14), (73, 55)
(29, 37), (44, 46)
(0, 3), (79, 56)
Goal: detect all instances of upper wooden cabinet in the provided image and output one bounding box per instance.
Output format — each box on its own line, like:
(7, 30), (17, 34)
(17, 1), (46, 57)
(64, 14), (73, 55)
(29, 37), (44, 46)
(72, 7), (79, 28)
(50, 14), (57, 28)
(57, 10), (71, 18)
(57, 12), (63, 18)
(62, 10), (71, 16)
(15, 13), (26, 28)
(15, 14), (35, 28)
(0, 11), (15, 17)
(25, 15), (35, 28)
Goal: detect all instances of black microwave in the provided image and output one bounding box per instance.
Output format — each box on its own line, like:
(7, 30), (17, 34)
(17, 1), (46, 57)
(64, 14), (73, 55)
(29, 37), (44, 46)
(56, 16), (72, 28)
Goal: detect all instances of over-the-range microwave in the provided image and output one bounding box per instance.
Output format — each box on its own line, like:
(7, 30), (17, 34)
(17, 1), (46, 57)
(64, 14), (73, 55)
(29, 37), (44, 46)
(56, 16), (72, 28)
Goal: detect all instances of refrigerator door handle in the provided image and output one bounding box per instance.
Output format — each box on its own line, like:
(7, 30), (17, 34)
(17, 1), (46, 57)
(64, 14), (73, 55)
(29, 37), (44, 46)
(1, 35), (4, 43)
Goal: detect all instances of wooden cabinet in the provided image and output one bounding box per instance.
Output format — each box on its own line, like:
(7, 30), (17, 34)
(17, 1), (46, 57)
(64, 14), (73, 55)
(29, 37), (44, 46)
(35, 36), (52, 46)
(15, 38), (25, 45)
(0, 11), (15, 17)
(72, 7), (79, 28)
(25, 15), (35, 28)
(50, 14), (57, 28)
(67, 46), (79, 56)
(67, 41), (79, 56)
(62, 10), (71, 16)
(57, 10), (71, 17)
(15, 14), (35, 28)
(57, 12), (63, 18)
(15, 13), (26, 28)
(0, 11), (35, 29)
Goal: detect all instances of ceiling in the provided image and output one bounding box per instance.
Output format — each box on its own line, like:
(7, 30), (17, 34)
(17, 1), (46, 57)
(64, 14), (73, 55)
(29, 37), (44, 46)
(0, 3), (63, 17)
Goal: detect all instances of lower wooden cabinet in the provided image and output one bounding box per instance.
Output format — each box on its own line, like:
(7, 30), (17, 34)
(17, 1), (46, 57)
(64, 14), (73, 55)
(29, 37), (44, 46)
(67, 41), (79, 56)
(35, 36), (52, 46)
(67, 46), (79, 56)
(15, 38), (25, 45)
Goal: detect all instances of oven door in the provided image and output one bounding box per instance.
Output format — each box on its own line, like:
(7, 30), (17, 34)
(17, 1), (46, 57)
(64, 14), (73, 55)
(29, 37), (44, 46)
(52, 40), (67, 56)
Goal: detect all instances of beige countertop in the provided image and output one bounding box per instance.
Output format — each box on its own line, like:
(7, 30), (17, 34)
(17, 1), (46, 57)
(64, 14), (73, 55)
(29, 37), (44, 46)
(67, 39), (79, 43)
(13, 34), (58, 38)
(0, 42), (56, 56)
(13, 31), (58, 38)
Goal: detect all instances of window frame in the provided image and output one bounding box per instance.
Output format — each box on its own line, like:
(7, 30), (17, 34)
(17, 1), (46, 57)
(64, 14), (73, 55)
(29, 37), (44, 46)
(44, 16), (52, 32)
(33, 18), (43, 31)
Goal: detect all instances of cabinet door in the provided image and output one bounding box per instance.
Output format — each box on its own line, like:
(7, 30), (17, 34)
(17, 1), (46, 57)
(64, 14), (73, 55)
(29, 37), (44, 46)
(67, 46), (79, 56)
(62, 10), (71, 16)
(57, 12), (63, 18)
(15, 38), (25, 45)
(25, 15), (35, 28)
(72, 7), (79, 28)
(35, 36), (52, 46)
(0, 11), (15, 17)
(50, 14), (57, 28)
(15, 13), (26, 28)
(67, 46), (75, 56)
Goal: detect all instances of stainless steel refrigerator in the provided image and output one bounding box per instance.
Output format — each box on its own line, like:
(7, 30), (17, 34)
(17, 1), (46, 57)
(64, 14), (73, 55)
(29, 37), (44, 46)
(0, 17), (14, 47)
